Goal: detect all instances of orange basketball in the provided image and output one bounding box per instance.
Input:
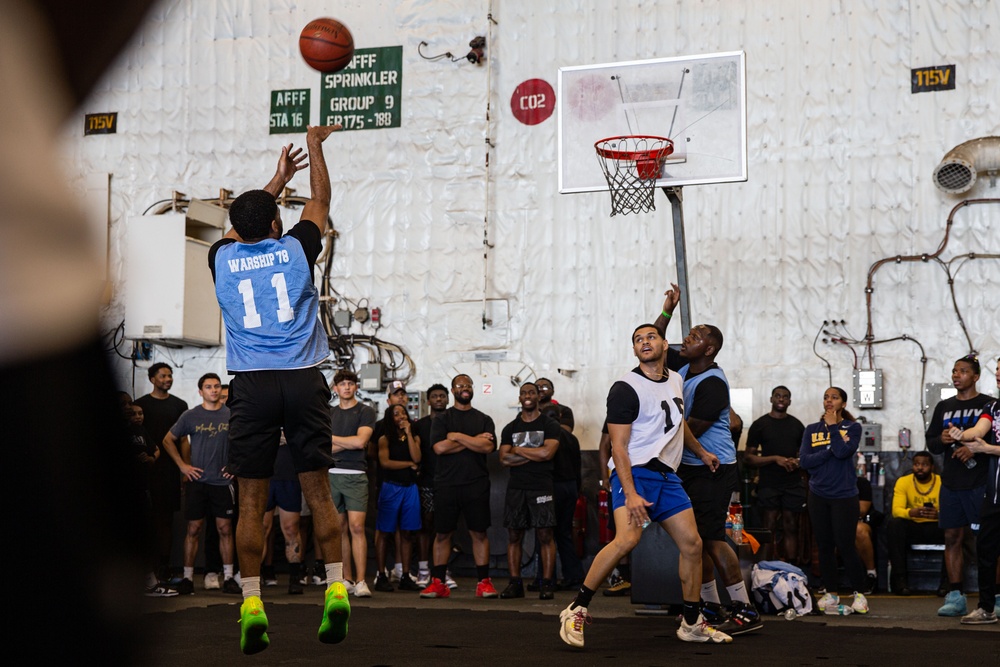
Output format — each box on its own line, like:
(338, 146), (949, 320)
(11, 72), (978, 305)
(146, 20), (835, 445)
(299, 18), (354, 73)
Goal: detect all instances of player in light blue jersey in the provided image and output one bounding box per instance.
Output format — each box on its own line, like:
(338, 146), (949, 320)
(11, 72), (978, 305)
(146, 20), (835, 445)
(208, 126), (351, 655)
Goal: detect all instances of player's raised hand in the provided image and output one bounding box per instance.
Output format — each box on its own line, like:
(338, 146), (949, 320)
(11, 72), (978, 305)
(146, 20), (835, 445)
(307, 125), (342, 143)
(662, 282), (680, 315)
(275, 143), (307, 182)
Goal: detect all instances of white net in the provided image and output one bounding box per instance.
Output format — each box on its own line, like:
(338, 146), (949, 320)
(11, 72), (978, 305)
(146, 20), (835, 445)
(594, 135), (673, 216)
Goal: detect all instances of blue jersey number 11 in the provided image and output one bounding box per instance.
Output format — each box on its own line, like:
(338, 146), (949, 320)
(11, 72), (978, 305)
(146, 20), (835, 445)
(237, 274), (294, 329)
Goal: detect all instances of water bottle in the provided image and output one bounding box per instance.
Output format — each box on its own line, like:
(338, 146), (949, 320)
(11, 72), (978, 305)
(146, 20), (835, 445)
(952, 443), (977, 469)
(856, 452), (867, 477)
(869, 453), (880, 485)
(784, 609), (797, 620)
(728, 493), (743, 545)
(877, 463), (886, 487)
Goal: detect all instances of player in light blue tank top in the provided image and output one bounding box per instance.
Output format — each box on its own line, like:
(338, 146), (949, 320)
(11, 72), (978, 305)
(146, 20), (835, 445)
(207, 127), (352, 655)
(678, 365), (737, 467)
(214, 229), (328, 371)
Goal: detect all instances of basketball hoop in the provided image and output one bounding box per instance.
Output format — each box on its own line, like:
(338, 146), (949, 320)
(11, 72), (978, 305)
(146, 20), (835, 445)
(594, 135), (674, 216)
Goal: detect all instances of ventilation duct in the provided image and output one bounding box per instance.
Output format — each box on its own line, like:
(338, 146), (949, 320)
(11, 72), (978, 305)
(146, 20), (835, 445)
(932, 136), (1000, 194)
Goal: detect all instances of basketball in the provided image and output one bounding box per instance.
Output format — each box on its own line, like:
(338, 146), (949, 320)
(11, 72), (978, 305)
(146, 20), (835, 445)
(299, 18), (355, 73)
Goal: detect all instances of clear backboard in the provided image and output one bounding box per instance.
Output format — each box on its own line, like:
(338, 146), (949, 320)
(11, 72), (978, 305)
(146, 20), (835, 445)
(558, 51), (747, 193)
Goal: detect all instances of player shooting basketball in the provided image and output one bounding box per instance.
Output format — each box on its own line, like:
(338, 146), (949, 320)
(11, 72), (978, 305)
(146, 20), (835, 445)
(208, 125), (351, 655)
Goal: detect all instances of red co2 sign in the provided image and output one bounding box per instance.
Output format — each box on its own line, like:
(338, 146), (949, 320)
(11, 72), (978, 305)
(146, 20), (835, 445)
(511, 79), (555, 126)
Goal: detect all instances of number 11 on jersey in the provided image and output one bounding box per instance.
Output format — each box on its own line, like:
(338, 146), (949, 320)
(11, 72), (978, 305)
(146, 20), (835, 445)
(237, 273), (294, 329)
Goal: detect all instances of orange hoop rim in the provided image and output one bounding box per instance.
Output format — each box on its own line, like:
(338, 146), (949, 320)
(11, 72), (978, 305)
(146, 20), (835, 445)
(594, 135), (674, 161)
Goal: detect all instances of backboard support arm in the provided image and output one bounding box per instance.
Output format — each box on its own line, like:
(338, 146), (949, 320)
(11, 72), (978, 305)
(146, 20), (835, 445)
(663, 186), (691, 336)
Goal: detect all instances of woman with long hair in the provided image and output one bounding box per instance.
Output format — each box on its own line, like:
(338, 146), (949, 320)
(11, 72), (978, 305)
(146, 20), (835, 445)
(799, 386), (868, 615)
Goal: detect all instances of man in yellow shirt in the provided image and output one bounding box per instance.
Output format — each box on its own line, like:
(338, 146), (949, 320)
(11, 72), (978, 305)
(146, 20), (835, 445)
(887, 452), (945, 595)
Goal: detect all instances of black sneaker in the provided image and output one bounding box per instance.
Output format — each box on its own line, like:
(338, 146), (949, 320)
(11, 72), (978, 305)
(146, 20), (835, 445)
(311, 561), (326, 586)
(863, 573), (877, 595)
(222, 577), (242, 594)
(145, 583), (179, 598)
(725, 601), (764, 635)
(397, 574), (421, 591)
(174, 578), (195, 595)
(539, 580), (556, 600)
(374, 572), (394, 592)
(500, 579), (525, 599)
(700, 601), (731, 626)
(602, 574), (631, 597)
(526, 579), (540, 592)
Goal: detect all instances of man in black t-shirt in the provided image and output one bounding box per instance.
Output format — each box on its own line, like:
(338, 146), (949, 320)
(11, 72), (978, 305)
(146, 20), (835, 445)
(498, 382), (561, 600)
(537, 377), (575, 432)
(926, 354), (993, 616)
(414, 383), (450, 587)
(745, 386), (806, 564)
(134, 362), (188, 585)
(420, 374), (498, 599)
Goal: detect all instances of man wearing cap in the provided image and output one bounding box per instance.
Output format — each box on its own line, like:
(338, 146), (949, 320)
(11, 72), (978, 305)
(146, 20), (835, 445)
(373, 380), (413, 590)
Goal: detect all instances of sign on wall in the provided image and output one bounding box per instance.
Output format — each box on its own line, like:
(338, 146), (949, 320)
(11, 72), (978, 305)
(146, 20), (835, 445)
(911, 65), (955, 94)
(320, 46), (402, 131)
(85, 112), (117, 135)
(270, 89), (310, 134)
(511, 79), (555, 126)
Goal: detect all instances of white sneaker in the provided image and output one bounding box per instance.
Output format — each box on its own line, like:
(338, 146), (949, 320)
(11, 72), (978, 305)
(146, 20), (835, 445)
(818, 592), (853, 616)
(961, 607), (998, 625)
(390, 567), (402, 583)
(416, 570), (431, 588)
(233, 572), (242, 586)
(203, 572), (220, 590)
(677, 614), (733, 643)
(558, 604), (590, 648)
(354, 580), (372, 598)
(851, 591), (869, 615)
(445, 572), (458, 589)
(342, 579), (356, 595)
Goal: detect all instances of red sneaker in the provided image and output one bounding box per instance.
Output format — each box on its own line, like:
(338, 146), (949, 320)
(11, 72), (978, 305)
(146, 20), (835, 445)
(420, 578), (451, 599)
(476, 577), (499, 598)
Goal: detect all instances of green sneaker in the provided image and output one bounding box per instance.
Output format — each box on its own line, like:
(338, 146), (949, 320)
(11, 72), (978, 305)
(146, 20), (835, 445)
(239, 595), (270, 655)
(318, 581), (351, 644)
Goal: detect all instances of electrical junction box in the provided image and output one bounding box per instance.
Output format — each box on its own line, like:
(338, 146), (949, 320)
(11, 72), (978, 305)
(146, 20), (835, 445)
(359, 363), (383, 391)
(923, 383), (958, 431)
(853, 369), (883, 408)
(333, 310), (352, 329)
(405, 390), (427, 421)
(861, 423), (882, 450)
(124, 206), (223, 346)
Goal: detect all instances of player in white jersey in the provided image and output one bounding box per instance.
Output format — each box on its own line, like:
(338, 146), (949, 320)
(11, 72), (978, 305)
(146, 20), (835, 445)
(559, 324), (732, 647)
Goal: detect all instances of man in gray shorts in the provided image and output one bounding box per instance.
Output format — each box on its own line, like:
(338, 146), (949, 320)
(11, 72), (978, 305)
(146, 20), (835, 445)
(329, 369), (376, 597)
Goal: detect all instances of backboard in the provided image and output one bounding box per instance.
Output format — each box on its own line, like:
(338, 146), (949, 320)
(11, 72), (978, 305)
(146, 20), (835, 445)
(558, 51), (747, 193)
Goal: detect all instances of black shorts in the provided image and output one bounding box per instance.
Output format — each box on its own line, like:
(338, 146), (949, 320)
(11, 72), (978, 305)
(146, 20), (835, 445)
(184, 482), (236, 521)
(434, 477), (491, 533)
(227, 368), (333, 479)
(503, 487), (557, 530)
(757, 484), (807, 512)
(678, 462), (738, 542)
